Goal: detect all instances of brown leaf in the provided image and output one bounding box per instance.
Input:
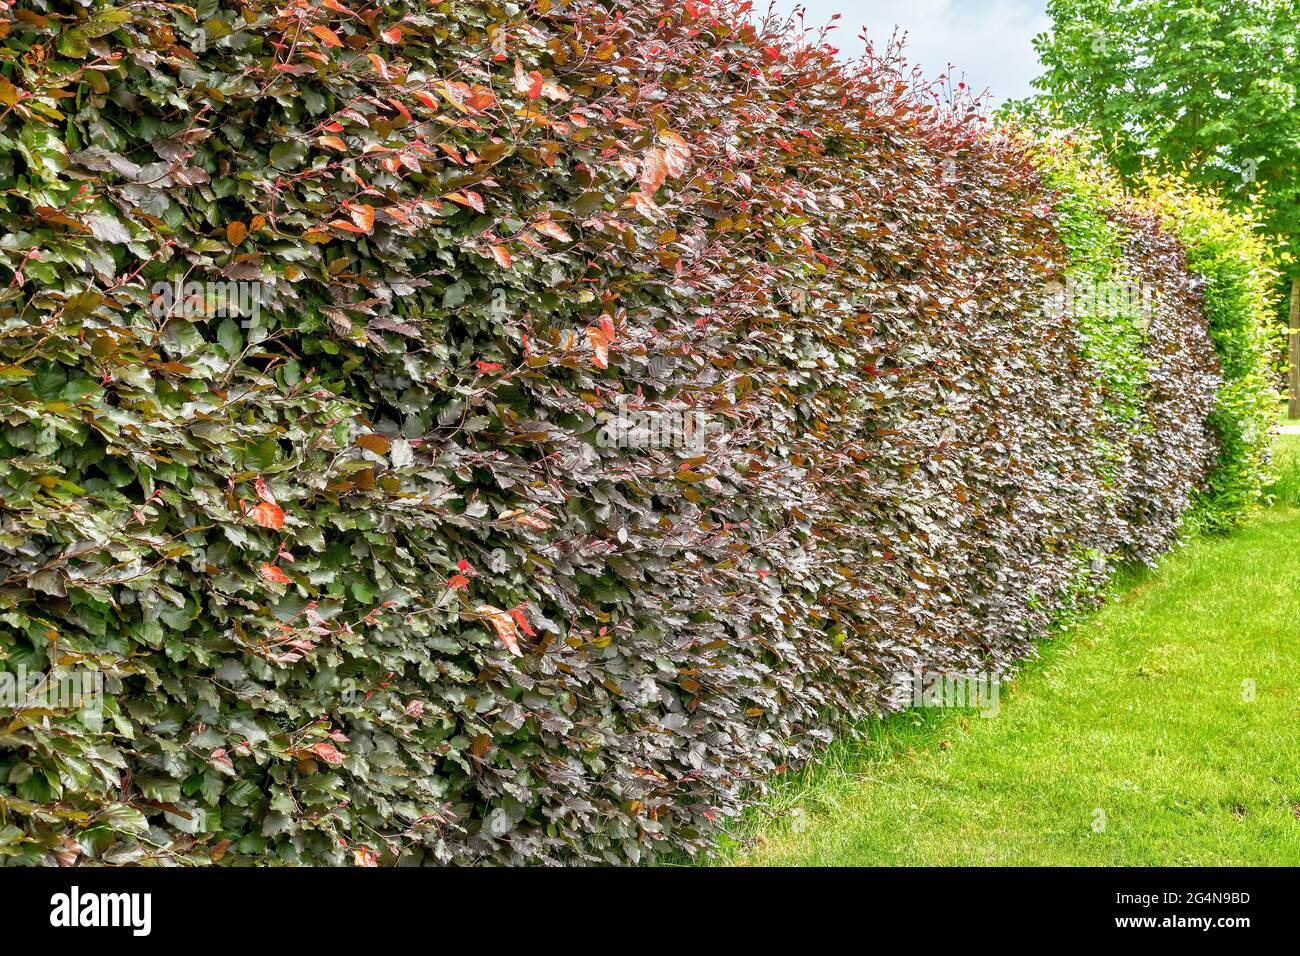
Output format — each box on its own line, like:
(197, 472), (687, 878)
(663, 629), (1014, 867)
(356, 432), (392, 455)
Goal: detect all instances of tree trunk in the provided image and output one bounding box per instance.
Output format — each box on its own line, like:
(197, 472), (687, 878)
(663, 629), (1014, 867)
(1290, 276), (1300, 419)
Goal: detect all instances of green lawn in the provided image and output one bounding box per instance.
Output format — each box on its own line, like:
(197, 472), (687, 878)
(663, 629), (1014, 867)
(709, 436), (1300, 866)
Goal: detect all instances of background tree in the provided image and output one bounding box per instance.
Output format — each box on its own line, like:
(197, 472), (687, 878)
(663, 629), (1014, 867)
(1014, 0), (1300, 407)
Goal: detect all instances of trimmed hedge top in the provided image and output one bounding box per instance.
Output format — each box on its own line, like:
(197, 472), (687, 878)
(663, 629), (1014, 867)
(0, 0), (1271, 866)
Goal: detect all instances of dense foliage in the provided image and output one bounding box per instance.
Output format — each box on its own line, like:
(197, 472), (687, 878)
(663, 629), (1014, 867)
(1038, 144), (1160, 563)
(0, 0), (1253, 867)
(1140, 176), (1280, 529)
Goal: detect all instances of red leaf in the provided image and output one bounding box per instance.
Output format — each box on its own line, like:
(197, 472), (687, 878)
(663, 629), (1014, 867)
(346, 202), (375, 233)
(598, 313), (617, 342)
(380, 27), (401, 43)
(309, 25), (343, 47)
(254, 477), (276, 504)
(533, 218), (572, 242)
(318, 134), (347, 152)
(353, 846), (379, 867)
(387, 97), (411, 122)
(311, 742), (346, 765)
(541, 80), (570, 103)
(659, 131), (690, 178)
(513, 60), (545, 100)
(259, 562), (291, 584)
(250, 501), (285, 530)
(444, 190), (485, 213)
(509, 605), (538, 638)
(447, 573), (470, 590)
(476, 359), (502, 374)
(640, 148), (667, 194)
(625, 191), (660, 218)
(477, 605), (522, 655)
(588, 326), (611, 369)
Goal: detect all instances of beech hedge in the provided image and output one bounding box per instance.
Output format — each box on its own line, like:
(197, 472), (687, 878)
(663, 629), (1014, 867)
(1137, 176), (1280, 531)
(0, 0), (1270, 866)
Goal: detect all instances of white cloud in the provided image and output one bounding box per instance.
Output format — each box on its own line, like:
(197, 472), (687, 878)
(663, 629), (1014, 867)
(766, 0), (1050, 105)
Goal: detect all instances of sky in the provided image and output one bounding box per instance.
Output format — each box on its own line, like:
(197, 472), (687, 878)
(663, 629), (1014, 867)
(767, 0), (1051, 106)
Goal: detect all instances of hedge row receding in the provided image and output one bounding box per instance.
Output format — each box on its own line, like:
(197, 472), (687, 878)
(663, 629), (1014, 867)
(0, 0), (1271, 865)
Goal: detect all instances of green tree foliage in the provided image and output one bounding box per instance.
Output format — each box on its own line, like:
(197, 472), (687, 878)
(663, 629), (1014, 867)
(1022, 0), (1300, 279)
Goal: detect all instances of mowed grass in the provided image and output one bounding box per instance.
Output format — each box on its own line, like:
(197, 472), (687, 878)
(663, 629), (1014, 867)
(1270, 411), (1300, 506)
(709, 435), (1300, 866)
